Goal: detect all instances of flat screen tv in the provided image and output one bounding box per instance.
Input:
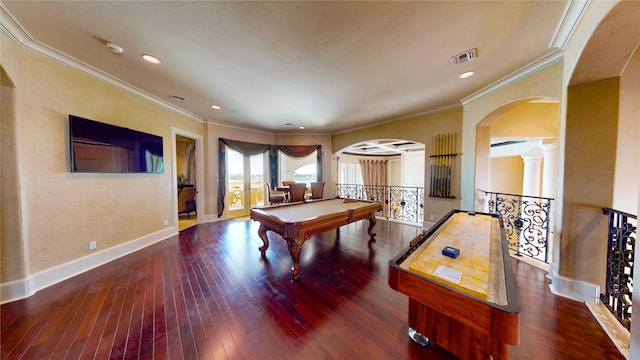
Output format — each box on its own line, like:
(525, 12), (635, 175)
(69, 115), (164, 173)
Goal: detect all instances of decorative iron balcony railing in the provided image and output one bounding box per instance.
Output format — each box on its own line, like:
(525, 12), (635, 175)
(336, 184), (424, 225)
(601, 207), (636, 331)
(484, 191), (553, 264)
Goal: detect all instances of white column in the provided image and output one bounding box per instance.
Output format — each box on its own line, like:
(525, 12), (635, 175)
(521, 148), (543, 197)
(541, 140), (558, 199)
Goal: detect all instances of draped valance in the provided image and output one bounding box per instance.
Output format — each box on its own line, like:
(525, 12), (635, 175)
(276, 145), (322, 185)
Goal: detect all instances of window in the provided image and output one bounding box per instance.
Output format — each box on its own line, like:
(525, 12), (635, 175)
(339, 162), (363, 185)
(279, 150), (318, 187)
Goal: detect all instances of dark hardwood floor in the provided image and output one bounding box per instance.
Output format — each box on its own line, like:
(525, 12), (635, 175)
(1, 218), (624, 359)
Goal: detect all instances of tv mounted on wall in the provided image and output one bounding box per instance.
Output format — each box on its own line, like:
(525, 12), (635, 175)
(69, 115), (164, 173)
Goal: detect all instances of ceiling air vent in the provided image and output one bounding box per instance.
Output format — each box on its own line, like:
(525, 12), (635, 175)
(450, 48), (477, 65)
(170, 94), (186, 102)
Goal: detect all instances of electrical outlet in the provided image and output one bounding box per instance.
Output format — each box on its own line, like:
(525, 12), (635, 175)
(164, 219), (169, 226)
(89, 241), (97, 250)
(429, 215), (435, 221)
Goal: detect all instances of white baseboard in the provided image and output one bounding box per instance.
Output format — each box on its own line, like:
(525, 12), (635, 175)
(548, 269), (600, 304)
(586, 302), (630, 359)
(1, 226), (178, 304)
(203, 214), (222, 223)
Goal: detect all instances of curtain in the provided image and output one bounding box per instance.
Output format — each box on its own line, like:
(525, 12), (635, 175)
(218, 138), (271, 217)
(185, 141), (195, 185)
(360, 159), (387, 201)
(275, 145), (322, 182)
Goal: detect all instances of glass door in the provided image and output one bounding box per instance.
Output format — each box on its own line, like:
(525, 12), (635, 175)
(250, 154), (265, 208)
(227, 147), (265, 218)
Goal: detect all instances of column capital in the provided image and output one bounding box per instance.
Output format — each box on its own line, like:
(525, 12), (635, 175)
(541, 140), (558, 153)
(522, 147), (543, 162)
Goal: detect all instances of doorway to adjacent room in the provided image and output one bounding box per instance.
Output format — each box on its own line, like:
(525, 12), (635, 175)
(174, 130), (203, 231)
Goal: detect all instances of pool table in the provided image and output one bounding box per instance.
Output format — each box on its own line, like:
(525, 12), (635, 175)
(388, 210), (520, 359)
(250, 198), (381, 279)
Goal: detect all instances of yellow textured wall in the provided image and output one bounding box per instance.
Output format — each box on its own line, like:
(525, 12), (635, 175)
(561, 77), (619, 285)
(489, 102), (558, 140)
(175, 138), (190, 180)
(490, 156), (524, 194)
(332, 106), (462, 222)
(8, 43), (203, 275)
(1, 81), (23, 282)
(614, 44), (640, 213)
(475, 126), (491, 204)
(1, 33), (25, 283)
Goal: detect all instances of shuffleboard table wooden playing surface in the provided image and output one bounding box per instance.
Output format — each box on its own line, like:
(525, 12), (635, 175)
(250, 198), (382, 279)
(388, 209), (521, 359)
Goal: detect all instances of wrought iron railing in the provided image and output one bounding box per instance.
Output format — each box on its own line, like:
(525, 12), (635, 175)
(484, 191), (553, 263)
(336, 184), (424, 225)
(601, 207), (636, 331)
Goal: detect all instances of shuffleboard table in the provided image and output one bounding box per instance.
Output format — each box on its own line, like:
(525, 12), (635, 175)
(250, 198), (381, 279)
(388, 210), (520, 359)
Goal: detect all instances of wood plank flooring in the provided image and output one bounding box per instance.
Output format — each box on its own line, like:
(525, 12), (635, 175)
(1, 218), (624, 359)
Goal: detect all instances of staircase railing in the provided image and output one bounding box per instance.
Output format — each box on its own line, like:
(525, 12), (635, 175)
(601, 207), (636, 331)
(484, 191), (553, 263)
(336, 184), (424, 225)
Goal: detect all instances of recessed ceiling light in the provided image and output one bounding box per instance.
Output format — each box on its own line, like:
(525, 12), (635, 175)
(299, 126), (305, 130)
(459, 71), (475, 79)
(211, 105), (221, 110)
(141, 54), (160, 64)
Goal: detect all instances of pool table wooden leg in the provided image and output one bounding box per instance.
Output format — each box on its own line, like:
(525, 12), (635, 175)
(257, 224), (269, 255)
(367, 212), (377, 239)
(286, 237), (303, 280)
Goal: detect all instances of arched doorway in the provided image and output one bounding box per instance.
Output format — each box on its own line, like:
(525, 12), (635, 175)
(474, 98), (559, 266)
(336, 139), (426, 225)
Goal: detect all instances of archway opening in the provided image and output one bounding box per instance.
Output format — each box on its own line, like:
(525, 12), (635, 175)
(336, 139), (425, 226)
(475, 97), (559, 266)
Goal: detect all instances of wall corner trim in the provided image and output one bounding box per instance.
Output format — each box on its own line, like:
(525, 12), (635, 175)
(547, 269), (600, 304)
(461, 49), (564, 106)
(548, 0), (591, 50)
(0, 227), (179, 305)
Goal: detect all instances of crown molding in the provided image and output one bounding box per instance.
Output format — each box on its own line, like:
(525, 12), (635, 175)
(205, 118), (333, 137)
(205, 119), (276, 135)
(0, 2), (31, 44)
(332, 102), (462, 135)
(461, 49), (564, 106)
(549, 0), (591, 50)
(1, 3), (204, 124)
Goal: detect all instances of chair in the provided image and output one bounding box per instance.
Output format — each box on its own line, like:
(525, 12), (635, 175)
(288, 183), (307, 202)
(280, 181), (296, 202)
(310, 182), (325, 199)
(265, 183), (285, 205)
(177, 187), (197, 219)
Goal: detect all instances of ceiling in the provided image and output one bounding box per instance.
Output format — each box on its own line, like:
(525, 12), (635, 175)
(2, 1), (568, 134)
(343, 139), (426, 156)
